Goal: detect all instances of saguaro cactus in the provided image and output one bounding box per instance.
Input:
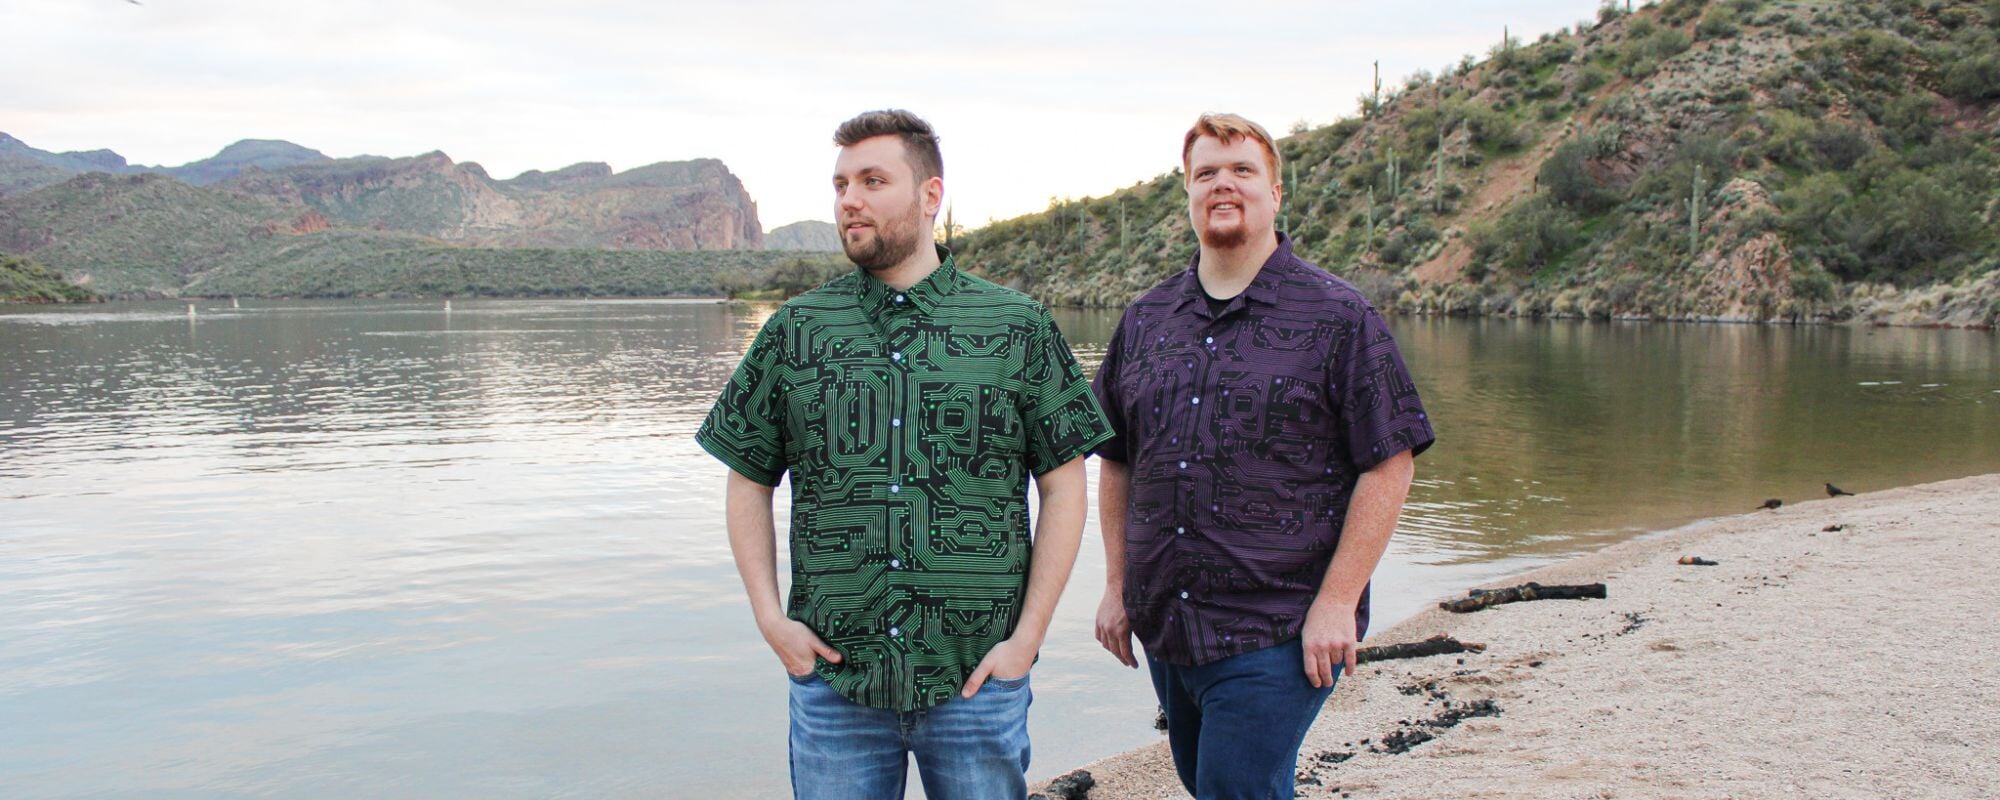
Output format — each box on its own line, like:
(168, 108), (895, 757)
(1686, 165), (1705, 255)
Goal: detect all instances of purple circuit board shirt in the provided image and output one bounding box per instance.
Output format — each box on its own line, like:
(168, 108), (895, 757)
(1092, 234), (1436, 667)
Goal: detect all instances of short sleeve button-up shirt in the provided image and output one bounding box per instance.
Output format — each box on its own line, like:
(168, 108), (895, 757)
(696, 247), (1112, 711)
(1092, 234), (1435, 667)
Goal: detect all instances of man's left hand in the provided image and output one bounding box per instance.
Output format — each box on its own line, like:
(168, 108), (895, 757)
(1300, 599), (1358, 689)
(962, 636), (1037, 697)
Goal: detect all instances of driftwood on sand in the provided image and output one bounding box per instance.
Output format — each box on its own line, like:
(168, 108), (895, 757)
(1357, 634), (1487, 663)
(1440, 582), (1607, 613)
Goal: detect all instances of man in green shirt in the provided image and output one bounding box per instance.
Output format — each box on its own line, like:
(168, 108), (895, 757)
(695, 109), (1111, 799)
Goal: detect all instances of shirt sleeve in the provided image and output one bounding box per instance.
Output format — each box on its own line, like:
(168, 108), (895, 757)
(1088, 317), (1131, 463)
(1333, 304), (1435, 472)
(1022, 307), (1115, 476)
(694, 308), (791, 486)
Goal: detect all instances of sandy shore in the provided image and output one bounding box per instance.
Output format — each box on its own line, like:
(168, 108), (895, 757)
(1052, 473), (2000, 799)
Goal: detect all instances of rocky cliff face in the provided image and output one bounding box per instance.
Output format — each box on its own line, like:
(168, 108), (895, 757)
(497, 158), (762, 250)
(0, 132), (768, 297)
(220, 151), (761, 249)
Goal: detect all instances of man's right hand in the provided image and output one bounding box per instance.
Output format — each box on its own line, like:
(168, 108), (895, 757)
(1094, 590), (1137, 668)
(760, 616), (843, 676)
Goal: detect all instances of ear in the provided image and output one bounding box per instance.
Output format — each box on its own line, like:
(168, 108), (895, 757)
(922, 175), (944, 219)
(1272, 178), (1284, 210)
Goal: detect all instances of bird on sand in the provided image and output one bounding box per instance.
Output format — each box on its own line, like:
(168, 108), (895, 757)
(1759, 498), (1783, 510)
(1825, 483), (1855, 497)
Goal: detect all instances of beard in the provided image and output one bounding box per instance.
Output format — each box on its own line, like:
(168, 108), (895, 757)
(1195, 211), (1250, 249)
(842, 207), (925, 272)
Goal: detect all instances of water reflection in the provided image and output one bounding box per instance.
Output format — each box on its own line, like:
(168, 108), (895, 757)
(0, 300), (1993, 798)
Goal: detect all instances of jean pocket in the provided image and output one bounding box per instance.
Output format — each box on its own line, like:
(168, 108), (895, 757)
(985, 673), (1030, 691)
(787, 669), (819, 685)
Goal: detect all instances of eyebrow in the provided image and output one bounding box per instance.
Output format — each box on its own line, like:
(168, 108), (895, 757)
(1193, 159), (1261, 172)
(834, 165), (892, 181)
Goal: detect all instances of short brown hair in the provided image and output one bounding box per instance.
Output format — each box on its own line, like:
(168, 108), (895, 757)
(1181, 112), (1281, 180)
(834, 109), (944, 183)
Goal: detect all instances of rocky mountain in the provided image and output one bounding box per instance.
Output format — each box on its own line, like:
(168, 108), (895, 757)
(764, 220), (841, 251)
(0, 134), (769, 298)
(162, 139), (331, 185)
(956, 0), (2000, 327)
(0, 134), (328, 194)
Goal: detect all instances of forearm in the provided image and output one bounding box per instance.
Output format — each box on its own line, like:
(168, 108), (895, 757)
(1013, 457), (1089, 647)
(724, 470), (786, 627)
(1316, 451), (1415, 609)
(1097, 459), (1131, 594)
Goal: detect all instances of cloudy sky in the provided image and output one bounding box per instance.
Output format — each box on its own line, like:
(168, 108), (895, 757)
(4, 0), (1598, 230)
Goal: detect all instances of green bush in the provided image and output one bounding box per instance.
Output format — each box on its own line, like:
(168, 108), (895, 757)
(1619, 27), (1694, 77)
(1470, 194), (1583, 275)
(1791, 268), (1838, 303)
(1942, 54), (2000, 102)
(1698, 5), (1742, 38)
(1540, 137), (1620, 212)
(1598, 0), (1628, 25)
(1573, 64), (1614, 94)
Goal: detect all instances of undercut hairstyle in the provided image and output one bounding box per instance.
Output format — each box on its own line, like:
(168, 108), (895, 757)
(1181, 112), (1281, 180)
(834, 109), (944, 183)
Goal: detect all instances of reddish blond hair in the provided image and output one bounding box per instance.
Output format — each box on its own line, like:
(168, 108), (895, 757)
(1181, 113), (1281, 180)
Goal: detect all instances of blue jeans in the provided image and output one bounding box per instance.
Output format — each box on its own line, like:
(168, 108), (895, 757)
(787, 671), (1032, 800)
(1146, 639), (1338, 800)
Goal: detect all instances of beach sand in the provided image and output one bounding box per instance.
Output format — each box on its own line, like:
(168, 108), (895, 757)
(1051, 473), (2000, 799)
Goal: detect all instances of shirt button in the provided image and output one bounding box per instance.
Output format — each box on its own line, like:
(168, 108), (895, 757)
(1178, 460), (1187, 469)
(895, 294), (906, 304)
(891, 352), (903, 362)
(1179, 591), (1189, 600)
(1204, 336), (1213, 344)
(1190, 397), (1200, 406)
(892, 418), (902, 427)
(890, 558), (901, 568)
(1176, 526), (1185, 535)
(889, 627), (901, 637)
(889, 484), (901, 494)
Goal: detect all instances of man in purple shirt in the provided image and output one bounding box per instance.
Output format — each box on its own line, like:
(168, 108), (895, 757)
(1092, 113), (1435, 799)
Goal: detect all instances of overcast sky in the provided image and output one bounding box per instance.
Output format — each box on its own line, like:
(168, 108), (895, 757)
(4, 0), (1602, 230)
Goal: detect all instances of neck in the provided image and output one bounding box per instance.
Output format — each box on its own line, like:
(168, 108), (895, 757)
(1196, 231), (1279, 299)
(869, 242), (943, 292)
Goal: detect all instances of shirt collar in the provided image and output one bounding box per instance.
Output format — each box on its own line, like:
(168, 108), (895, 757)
(1172, 232), (1296, 319)
(856, 244), (959, 315)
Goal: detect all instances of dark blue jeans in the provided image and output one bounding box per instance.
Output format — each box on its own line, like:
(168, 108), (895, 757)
(1146, 639), (1339, 800)
(787, 671), (1032, 800)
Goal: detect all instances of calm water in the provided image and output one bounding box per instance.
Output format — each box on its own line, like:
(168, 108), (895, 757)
(2, 299), (1994, 798)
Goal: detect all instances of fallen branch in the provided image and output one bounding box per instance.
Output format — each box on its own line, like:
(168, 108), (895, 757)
(1440, 582), (1606, 613)
(1357, 634), (1487, 663)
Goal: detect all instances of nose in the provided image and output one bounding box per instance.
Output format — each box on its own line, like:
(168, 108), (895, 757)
(836, 183), (863, 213)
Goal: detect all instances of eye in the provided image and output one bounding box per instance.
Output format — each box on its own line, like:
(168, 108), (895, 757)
(865, 176), (886, 187)
(1235, 165), (1253, 175)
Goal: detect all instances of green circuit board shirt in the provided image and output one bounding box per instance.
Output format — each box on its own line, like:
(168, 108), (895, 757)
(695, 248), (1112, 711)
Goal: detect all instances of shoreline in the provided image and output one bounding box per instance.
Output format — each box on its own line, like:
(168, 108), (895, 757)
(1049, 473), (2000, 799)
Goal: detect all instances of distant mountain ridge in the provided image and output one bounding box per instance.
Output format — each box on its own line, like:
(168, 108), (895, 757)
(764, 220), (841, 251)
(0, 132), (770, 298)
(0, 133), (330, 191)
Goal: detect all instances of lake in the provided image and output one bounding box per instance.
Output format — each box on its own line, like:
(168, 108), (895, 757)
(2, 298), (1994, 798)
